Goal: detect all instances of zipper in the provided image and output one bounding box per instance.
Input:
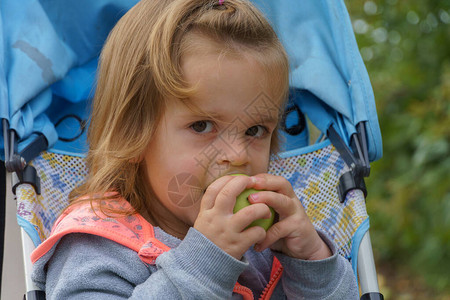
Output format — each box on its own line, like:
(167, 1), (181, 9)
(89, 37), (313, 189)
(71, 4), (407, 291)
(233, 283), (254, 300)
(259, 265), (284, 300)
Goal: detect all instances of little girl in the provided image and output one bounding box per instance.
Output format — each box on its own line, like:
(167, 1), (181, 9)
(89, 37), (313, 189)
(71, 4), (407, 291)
(32, 0), (358, 299)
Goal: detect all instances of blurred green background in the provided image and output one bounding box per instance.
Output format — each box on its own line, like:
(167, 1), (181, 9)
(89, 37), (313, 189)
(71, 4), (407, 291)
(345, 0), (450, 298)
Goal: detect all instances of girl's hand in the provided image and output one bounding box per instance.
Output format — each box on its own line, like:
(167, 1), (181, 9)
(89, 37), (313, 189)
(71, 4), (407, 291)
(194, 175), (271, 260)
(249, 174), (332, 261)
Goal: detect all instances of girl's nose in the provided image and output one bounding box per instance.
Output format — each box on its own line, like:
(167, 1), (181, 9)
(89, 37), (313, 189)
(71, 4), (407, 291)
(216, 137), (250, 167)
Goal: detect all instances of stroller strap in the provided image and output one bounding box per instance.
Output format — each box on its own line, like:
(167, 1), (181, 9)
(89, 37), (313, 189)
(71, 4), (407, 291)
(30, 197), (170, 265)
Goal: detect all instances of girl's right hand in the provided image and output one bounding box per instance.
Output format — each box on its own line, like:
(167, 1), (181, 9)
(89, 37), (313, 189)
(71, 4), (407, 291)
(193, 175), (271, 260)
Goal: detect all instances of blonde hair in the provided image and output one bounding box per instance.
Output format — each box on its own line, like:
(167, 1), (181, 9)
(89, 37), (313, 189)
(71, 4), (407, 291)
(71, 0), (289, 218)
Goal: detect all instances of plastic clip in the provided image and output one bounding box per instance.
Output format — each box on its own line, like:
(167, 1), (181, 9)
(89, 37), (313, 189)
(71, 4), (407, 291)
(327, 123), (370, 203)
(2, 119), (44, 195)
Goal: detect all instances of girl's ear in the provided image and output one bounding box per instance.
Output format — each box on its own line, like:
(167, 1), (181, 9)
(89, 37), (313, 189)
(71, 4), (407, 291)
(130, 154), (145, 163)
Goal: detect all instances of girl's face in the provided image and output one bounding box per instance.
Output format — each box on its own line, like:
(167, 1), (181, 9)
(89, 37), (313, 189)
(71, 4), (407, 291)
(143, 41), (284, 237)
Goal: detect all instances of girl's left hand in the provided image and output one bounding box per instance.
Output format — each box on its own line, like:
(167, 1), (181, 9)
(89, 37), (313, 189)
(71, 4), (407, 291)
(248, 173), (332, 261)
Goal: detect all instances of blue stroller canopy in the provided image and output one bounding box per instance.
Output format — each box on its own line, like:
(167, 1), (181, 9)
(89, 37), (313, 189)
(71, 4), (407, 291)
(0, 0), (382, 162)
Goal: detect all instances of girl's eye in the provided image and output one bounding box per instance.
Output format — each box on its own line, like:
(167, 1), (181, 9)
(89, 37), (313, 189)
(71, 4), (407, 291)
(190, 121), (214, 134)
(246, 125), (268, 138)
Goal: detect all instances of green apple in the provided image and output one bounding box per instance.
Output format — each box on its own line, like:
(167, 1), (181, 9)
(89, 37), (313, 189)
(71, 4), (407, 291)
(231, 174), (275, 231)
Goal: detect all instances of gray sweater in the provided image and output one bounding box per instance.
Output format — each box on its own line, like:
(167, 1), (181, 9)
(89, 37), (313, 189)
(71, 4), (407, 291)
(32, 227), (358, 299)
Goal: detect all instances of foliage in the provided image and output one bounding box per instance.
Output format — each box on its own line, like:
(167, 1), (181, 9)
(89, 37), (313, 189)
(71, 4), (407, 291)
(345, 0), (450, 293)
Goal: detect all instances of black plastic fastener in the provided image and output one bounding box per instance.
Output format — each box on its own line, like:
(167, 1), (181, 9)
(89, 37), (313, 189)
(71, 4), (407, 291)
(12, 165), (41, 195)
(360, 292), (384, 300)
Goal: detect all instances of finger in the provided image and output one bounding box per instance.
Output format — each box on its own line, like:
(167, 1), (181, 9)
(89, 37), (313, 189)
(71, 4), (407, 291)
(212, 175), (254, 212)
(240, 225), (267, 249)
(255, 220), (293, 251)
(231, 203), (272, 231)
(200, 175), (235, 210)
(248, 190), (300, 218)
(250, 174), (295, 197)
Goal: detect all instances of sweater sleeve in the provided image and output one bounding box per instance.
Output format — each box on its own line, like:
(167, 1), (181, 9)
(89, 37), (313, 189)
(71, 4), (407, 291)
(272, 230), (359, 299)
(36, 228), (247, 299)
(133, 227), (248, 299)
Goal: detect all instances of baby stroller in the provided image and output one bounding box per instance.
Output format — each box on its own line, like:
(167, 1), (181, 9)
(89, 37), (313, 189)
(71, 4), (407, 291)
(0, 1), (384, 299)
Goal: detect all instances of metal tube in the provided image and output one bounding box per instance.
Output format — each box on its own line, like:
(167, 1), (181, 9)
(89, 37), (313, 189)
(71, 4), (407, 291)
(21, 228), (41, 293)
(2, 119), (10, 162)
(357, 231), (380, 293)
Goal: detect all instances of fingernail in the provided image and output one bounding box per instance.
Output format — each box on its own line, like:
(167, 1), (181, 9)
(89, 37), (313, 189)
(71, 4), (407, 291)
(250, 193), (259, 202)
(253, 176), (263, 183)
